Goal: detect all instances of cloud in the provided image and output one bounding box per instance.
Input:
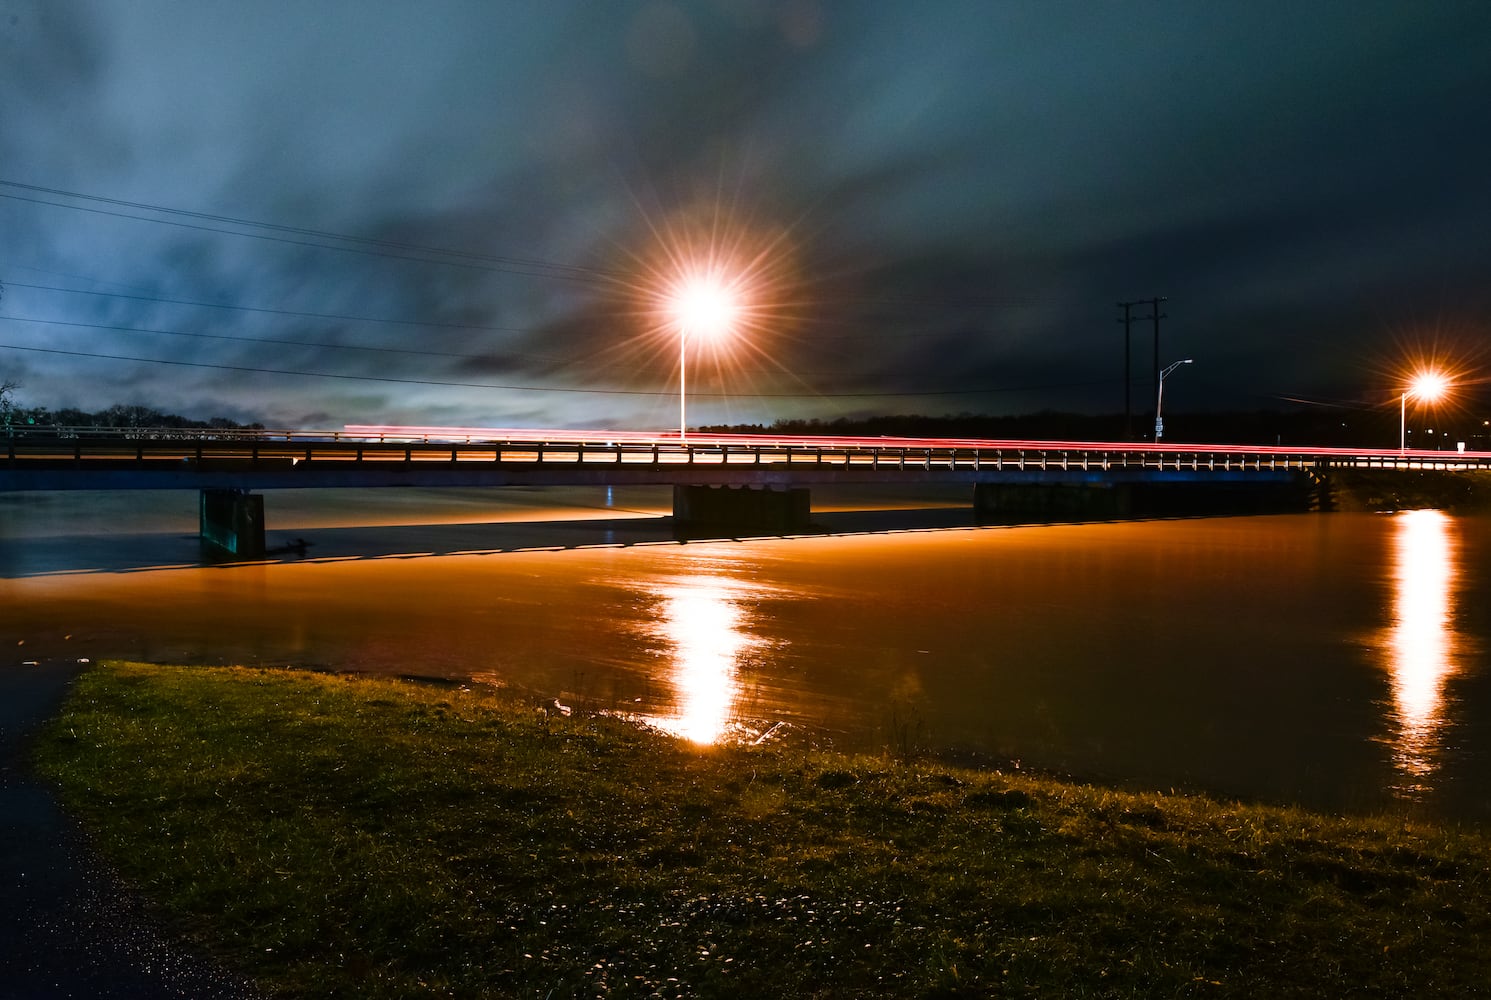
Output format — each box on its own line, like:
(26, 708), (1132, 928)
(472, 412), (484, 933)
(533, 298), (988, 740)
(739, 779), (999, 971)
(1, 1), (1488, 430)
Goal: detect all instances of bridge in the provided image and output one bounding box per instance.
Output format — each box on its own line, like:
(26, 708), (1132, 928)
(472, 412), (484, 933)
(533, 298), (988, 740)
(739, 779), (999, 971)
(5, 424), (1489, 557)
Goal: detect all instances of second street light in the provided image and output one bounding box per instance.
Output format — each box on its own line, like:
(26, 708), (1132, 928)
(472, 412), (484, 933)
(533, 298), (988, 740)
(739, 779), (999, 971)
(1400, 371), (1448, 453)
(1155, 359), (1192, 441)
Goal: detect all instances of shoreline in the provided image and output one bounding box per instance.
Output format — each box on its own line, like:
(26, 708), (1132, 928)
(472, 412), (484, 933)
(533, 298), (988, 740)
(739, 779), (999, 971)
(9, 500), (1490, 828)
(30, 660), (1491, 998)
(1328, 467), (1491, 512)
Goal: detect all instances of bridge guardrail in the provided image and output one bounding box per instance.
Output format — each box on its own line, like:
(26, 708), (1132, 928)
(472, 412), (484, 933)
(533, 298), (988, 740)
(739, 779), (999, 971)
(7, 427), (1491, 484)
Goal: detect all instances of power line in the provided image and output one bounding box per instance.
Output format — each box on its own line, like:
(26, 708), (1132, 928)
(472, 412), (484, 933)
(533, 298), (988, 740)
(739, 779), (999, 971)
(0, 190), (614, 284)
(0, 342), (668, 396)
(1120, 295), (1167, 418)
(0, 178), (615, 281)
(5, 280), (537, 335)
(7, 277), (997, 346)
(1, 312), (498, 361)
(0, 311), (952, 379)
(0, 340), (1116, 400)
(1116, 301), (1137, 438)
(1, 181), (1065, 314)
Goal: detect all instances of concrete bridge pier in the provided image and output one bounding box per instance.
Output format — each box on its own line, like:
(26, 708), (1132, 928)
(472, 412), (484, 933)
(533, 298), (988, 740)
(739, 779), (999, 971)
(974, 475), (1318, 524)
(973, 482), (1129, 524)
(673, 484), (811, 536)
(200, 488), (265, 559)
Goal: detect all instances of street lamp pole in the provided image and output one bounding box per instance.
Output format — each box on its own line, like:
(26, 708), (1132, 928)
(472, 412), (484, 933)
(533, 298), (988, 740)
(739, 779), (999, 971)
(679, 325), (689, 441)
(1154, 359), (1192, 442)
(1400, 390), (1408, 453)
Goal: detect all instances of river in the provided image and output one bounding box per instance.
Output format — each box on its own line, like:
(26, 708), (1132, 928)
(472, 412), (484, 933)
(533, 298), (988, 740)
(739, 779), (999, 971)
(3, 486), (1488, 823)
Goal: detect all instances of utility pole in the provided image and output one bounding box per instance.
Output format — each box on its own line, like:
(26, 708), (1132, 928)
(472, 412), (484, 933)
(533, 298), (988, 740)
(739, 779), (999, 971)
(1119, 297), (1166, 439)
(1138, 297), (1167, 438)
(1145, 297), (1166, 418)
(1116, 301), (1137, 438)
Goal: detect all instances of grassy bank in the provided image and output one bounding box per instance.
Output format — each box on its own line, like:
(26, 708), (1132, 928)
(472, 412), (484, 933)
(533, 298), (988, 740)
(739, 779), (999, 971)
(36, 661), (1491, 998)
(1330, 467), (1491, 512)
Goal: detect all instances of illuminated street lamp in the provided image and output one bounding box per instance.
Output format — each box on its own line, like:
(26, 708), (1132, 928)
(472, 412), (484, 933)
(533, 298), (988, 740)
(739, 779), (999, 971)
(1154, 358), (1192, 441)
(1400, 371), (1448, 452)
(668, 274), (740, 440)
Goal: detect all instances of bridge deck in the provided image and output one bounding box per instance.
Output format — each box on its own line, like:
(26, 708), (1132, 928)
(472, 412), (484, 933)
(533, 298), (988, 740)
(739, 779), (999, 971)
(4, 427), (1489, 492)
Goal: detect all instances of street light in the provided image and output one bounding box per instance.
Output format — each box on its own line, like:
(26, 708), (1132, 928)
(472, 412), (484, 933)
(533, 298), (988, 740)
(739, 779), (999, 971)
(1400, 371), (1448, 452)
(1154, 358), (1192, 441)
(668, 274), (740, 440)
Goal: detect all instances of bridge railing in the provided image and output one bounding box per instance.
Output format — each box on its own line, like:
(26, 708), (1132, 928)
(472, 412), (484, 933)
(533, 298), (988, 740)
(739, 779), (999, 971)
(7, 427), (1491, 474)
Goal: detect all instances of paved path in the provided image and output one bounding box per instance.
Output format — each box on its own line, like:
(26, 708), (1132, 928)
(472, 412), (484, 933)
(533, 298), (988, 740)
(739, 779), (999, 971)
(0, 660), (265, 999)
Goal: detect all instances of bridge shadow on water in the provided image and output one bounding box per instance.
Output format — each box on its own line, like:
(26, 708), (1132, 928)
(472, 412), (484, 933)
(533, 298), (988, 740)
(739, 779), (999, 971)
(1, 507), (982, 577)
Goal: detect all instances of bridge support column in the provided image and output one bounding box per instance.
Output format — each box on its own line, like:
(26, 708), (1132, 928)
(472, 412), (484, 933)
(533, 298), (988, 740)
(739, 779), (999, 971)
(974, 478), (1318, 523)
(973, 483), (1130, 524)
(1119, 479), (1316, 517)
(673, 484), (811, 536)
(200, 489), (265, 559)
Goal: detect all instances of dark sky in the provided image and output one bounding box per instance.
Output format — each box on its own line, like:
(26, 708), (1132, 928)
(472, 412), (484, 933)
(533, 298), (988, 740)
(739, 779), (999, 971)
(2, 1), (1489, 432)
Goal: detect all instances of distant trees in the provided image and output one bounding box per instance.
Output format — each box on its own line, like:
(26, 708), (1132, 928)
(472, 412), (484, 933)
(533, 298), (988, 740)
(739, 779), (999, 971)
(0, 378), (19, 434)
(0, 387), (264, 435)
(699, 409), (1427, 448)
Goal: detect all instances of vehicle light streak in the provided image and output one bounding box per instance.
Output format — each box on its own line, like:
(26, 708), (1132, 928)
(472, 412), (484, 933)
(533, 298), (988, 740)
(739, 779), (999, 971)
(342, 424), (1491, 462)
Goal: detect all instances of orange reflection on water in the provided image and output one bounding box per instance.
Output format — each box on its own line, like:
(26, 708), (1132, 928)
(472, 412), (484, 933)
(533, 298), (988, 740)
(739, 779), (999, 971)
(1384, 509), (1463, 782)
(647, 575), (754, 744)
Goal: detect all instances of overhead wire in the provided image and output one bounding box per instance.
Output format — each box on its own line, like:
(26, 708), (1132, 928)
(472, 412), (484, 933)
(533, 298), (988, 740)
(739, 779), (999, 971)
(1, 179), (1081, 400)
(2, 312), (502, 361)
(4, 279), (535, 334)
(0, 310), (977, 379)
(8, 277), (987, 345)
(0, 340), (1114, 399)
(0, 189), (612, 283)
(0, 178), (616, 281)
(1, 178), (1059, 314)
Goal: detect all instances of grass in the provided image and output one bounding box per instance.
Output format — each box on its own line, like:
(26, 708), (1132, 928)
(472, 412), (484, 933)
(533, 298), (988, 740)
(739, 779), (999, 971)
(1330, 467), (1491, 512)
(34, 660), (1491, 998)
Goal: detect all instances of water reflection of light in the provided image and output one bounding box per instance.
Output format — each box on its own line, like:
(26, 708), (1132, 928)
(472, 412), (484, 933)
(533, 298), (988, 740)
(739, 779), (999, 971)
(1384, 509), (1462, 783)
(649, 575), (754, 745)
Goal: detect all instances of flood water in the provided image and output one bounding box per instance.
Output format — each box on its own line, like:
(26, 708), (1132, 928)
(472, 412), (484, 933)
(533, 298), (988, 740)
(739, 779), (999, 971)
(3, 486), (1489, 824)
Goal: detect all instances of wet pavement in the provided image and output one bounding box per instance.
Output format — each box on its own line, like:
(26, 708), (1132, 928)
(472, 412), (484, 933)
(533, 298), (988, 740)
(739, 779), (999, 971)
(0, 660), (265, 999)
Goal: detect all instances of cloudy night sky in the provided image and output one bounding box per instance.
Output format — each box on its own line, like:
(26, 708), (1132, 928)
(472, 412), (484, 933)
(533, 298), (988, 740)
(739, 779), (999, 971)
(2, 1), (1488, 433)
